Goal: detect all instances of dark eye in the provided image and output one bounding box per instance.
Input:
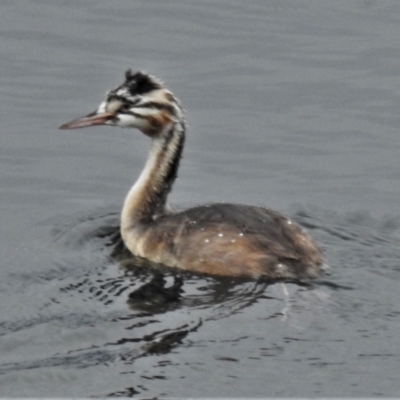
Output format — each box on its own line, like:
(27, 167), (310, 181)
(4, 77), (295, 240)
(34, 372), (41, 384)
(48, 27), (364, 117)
(121, 103), (131, 111)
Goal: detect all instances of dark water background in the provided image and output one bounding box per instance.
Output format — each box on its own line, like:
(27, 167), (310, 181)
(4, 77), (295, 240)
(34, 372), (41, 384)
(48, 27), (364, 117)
(1, 0), (400, 397)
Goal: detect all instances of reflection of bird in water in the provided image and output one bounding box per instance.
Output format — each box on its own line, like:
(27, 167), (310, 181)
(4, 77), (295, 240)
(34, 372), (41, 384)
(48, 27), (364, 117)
(127, 274), (183, 313)
(60, 70), (325, 280)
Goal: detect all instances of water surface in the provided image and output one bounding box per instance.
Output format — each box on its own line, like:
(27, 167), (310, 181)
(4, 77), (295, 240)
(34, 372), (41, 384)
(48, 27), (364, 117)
(1, 0), (400, 397)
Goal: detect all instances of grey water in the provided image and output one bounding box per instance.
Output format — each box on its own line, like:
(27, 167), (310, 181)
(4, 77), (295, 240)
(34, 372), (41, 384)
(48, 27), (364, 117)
(1, 0), (400, 397)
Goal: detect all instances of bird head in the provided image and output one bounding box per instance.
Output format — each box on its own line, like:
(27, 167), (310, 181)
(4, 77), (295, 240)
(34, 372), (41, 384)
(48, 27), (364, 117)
(60, 70), (184, 137)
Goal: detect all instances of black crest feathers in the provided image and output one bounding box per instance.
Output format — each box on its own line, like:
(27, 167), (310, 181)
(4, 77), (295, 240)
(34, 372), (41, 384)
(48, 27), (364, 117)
(124, 69), (161, 95)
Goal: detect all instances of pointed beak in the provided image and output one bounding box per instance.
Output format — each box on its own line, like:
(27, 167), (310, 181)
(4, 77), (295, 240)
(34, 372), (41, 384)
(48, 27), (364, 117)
(59, 111), (115, 130)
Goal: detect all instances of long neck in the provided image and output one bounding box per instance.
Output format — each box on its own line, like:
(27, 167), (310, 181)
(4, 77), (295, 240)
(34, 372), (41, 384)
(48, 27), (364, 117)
(121, 121), (185, 232)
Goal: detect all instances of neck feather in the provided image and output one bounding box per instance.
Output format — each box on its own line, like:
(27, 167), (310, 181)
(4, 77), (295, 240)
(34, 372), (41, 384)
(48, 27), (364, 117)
(121, 121), (185, 233)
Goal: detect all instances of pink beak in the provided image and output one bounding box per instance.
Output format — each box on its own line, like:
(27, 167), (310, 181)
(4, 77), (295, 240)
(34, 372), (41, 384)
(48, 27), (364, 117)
(59, 112), (115, 130)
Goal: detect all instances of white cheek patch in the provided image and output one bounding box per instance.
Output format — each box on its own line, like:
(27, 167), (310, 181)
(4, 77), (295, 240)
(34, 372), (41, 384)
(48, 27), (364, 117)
(106, 99), (123, 114)
(117, 113), (148, 129)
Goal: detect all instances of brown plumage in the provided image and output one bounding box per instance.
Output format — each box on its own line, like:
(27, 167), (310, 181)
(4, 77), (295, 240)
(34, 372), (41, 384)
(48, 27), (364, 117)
(60, 70), (326, 280)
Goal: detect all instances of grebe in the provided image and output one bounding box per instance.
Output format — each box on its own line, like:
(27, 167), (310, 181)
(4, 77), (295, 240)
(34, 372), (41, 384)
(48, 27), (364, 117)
(60, 70), (325, 280)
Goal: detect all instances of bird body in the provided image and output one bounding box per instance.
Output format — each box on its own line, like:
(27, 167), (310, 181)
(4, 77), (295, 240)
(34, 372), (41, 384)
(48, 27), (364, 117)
(121, 203), (322, 279)
(60, 70), (325, 280)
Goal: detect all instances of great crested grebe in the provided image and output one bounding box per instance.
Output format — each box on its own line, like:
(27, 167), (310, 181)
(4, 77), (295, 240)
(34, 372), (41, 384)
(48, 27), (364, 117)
(60, 70), (325, 280)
